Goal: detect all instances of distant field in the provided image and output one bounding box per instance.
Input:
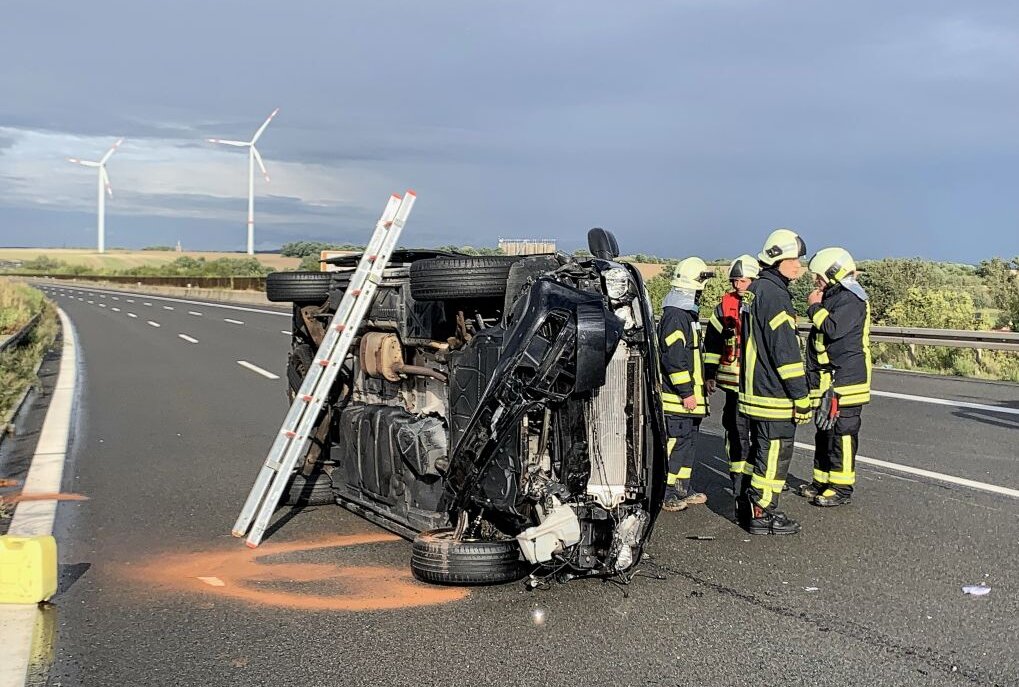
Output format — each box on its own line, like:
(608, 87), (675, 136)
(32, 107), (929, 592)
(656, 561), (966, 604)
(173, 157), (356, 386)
(0, 248), (301, 270)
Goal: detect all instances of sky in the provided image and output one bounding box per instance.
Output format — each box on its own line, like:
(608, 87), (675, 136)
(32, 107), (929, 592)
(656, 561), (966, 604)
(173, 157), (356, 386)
(1, 1), (1018, 262)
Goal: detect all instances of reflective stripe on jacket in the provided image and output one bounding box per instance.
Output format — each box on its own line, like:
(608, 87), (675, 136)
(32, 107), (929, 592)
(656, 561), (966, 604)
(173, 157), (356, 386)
(659, 305), (707, 416)
(704, 291), (742, 392)
(738, 268), (809, 420)
(806, 283), (872, 407)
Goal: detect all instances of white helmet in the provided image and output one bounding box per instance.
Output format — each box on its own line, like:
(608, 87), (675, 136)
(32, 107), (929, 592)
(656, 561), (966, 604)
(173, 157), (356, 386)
(758, 228), (806, 266)
(670, 257), (713, 291)
(728, 254), (761, 280)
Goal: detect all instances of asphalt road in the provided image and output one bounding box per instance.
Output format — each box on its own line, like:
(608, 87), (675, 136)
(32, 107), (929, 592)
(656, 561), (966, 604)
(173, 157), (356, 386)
(10, 282), (1019, 687)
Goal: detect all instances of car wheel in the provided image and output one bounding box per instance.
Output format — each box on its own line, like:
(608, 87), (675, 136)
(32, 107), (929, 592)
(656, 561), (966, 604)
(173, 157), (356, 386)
(284, 471), (334, 506)
(410, 528), (526, 585)
(266, 271), (332, 303)
(286, 343), (315, 398)
(409, 256), (522, 301)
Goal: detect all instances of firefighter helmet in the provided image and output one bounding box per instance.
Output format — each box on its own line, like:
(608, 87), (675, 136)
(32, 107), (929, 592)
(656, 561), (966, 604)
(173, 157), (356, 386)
(728, 254), (761, 280)
(809, 247), (857, 284)
(670, 257), (713, 291)
(758, 228), (806, 266)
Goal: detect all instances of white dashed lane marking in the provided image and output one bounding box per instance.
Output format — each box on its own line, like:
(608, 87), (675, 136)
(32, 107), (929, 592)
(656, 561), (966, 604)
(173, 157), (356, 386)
(188, 311), (203, 316)
(178, 334), (199, 344)
(236, 360), (279, 380)
(127, 313), (138, 318)
(224, 318), (245, 325)
(163, 305), (175, 310)
(112, 307), (120, 312)
(281, 330), (292, 335)
(147, 321), (161, 328)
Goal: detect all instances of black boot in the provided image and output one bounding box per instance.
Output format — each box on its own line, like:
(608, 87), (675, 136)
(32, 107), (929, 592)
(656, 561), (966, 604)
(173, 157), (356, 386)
(799, 482), (825, 499)
(745, 505), (801, 535)
(814, 489), (852, 507)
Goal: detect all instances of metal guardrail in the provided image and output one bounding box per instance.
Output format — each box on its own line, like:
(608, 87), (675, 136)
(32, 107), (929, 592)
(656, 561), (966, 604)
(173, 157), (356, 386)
(0, 313), (41, 354)
(11, 273), (267, 290)
(792, 323), (1019, 352)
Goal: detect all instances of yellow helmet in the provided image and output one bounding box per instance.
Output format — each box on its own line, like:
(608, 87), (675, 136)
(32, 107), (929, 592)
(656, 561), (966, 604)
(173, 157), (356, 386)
(809, 247), (857, 284)
(758, 228), (806, 266)
(728, 254), (761, 280)
(670, 257), (713, 291)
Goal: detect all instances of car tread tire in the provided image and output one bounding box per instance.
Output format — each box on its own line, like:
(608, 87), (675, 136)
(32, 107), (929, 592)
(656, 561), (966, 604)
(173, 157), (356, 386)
(411, 528), (525, 585)
(409, 257), (521, 301)
(284, 471), (334, 506)
(267, 271), (332, 303)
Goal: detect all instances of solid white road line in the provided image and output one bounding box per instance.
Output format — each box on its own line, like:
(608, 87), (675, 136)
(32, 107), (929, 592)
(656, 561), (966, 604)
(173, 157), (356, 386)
(178, 334), (199, 344)
(147, 321), (161, 328)
(1, 308), (79, 687)
(872, 389), (1019, 417)
(127, 313), (138, 318)
(188, 311), (203, 316)
(224, 318), (244, 325)
(237, 360), (279, 379)
(791, 441), (1019, 499)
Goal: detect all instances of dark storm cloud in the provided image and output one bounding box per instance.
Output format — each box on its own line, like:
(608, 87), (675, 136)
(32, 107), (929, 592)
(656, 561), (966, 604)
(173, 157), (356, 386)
(2, 1), (1019, 260)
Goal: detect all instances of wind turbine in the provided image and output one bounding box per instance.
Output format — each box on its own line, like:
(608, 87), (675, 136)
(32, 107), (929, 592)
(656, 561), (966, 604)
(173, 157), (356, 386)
(207, 108), (279, 255)
(67, 138), (123, 254)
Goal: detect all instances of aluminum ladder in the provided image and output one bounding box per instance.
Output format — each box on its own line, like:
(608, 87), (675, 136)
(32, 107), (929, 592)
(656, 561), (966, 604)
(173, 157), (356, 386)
(232, 191), (417, 547)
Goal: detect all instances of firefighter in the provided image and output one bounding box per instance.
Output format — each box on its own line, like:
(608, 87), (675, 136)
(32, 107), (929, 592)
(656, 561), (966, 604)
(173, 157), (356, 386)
(659, 257), (714, 512)
(802, 247), (872, 507)
(704, 254), (759, 507)
(737, 229), (811, 535)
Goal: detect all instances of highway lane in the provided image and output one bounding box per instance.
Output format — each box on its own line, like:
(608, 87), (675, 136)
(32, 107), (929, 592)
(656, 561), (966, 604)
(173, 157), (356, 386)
(18, 282), (1019, 687)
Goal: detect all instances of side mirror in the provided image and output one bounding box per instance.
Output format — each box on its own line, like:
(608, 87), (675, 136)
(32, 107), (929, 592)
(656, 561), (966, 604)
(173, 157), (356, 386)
(587, 227), (620, 260)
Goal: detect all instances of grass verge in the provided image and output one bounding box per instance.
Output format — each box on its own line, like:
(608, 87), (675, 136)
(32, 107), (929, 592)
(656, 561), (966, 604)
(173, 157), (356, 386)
(0, 282), (58, 421)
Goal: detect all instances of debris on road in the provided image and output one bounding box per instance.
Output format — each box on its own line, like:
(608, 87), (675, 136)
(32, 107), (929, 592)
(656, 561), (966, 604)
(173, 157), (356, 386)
(962, 584), (991, 596)
(530, 608), (547, 625)
(804, 586), (820, 592)
(687, 535), (715, 541)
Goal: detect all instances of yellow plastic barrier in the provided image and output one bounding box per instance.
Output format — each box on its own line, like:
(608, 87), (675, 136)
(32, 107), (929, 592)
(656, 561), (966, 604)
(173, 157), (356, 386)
(0, 535), (57, 604)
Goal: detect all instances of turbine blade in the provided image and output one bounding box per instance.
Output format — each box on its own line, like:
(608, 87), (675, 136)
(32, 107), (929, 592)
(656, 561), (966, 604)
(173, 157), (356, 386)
(207, 138), (250, 147)
(251, 146), (270, 182)
(68, 158), (100, 168)
(101, 167), (113, 198)
(250, 107), (279, 143)
(99, 138), (124, 164)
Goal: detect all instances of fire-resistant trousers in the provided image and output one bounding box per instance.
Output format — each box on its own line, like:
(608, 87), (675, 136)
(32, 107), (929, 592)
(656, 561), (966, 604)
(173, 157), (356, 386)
(721, 390), (752, 491)
(745, 419), (796, 511)
(666, 414), (702, 495)
(812, 405), (862, 497)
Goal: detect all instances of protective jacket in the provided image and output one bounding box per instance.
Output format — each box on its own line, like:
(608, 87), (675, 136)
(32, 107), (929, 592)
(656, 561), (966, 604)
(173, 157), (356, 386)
(806, 283), (872, 407)
(704, 291), (742, 392)
(659, 304), (707, 416)
(738, 268), (809, 419)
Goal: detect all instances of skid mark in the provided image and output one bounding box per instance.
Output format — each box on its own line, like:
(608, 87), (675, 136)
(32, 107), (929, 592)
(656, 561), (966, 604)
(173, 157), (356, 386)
(128, 533), (469, 612)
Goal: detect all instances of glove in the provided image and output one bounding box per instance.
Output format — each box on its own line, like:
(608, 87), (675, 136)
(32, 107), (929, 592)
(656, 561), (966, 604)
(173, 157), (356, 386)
(814, 389), (839, 431)
(793, 397), (812, 425)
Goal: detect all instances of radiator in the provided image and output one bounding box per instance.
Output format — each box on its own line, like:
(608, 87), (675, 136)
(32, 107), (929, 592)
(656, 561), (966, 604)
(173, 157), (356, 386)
(586, 341), (629, 509)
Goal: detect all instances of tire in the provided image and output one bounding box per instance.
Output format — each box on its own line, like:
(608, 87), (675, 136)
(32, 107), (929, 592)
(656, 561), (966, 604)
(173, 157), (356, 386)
(284, 471), (334, 506)
(286, 343), (315, 396)
(409, 256), (522, 301)
(410, 528), (526, 585)
(266, 271), (332, 303)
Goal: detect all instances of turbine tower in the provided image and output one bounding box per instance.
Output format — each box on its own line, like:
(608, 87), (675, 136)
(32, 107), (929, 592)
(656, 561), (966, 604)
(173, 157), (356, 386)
(207, 108), (279, 255)
(68, 138), (123, 254)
